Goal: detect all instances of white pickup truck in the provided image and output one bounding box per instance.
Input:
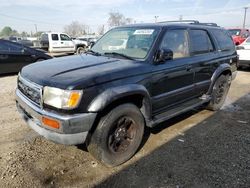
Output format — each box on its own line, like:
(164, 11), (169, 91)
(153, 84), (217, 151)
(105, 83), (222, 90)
(40, 32), (88, 55)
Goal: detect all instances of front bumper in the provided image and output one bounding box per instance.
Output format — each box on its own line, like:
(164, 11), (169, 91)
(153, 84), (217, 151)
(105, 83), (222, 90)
(16, 89), (97, 145)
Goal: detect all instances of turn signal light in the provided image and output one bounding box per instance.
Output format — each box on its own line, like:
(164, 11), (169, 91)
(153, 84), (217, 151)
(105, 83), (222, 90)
(67, 92), (82, 108)
(42, 117), (60, 129)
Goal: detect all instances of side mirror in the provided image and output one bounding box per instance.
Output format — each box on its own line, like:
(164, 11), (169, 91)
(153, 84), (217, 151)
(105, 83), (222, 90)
(90, 42), (95, 48)
(242, 34), (249, 38)
(155, 49), (173, 63)
(21, 47), (29, 54)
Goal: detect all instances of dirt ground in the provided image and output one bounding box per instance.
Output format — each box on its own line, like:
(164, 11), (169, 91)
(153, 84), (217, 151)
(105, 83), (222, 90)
(0, 70), (250, 188)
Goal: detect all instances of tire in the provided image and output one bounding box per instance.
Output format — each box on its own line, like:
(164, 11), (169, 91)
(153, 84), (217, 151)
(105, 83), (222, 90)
(207, 74), (231, 111)
(87, 103), (145, 167)
(76, 46), (86, 55)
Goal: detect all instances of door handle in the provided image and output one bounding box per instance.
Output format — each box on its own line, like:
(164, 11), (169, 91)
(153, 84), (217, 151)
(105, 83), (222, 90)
(61, 42), (63, 44)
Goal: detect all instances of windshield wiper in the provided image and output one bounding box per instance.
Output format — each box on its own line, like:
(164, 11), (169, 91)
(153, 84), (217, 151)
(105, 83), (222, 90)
(104, 52), (134, 60)
(85, 50), (101, 56)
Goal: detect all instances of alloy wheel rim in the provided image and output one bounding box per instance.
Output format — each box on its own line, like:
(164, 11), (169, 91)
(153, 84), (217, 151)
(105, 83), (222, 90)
(108, 116), (136, 153)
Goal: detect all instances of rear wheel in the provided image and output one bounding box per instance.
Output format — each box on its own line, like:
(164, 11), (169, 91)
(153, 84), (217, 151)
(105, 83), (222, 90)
(87, 103), (145, 167)
(207, 74), (231, 111)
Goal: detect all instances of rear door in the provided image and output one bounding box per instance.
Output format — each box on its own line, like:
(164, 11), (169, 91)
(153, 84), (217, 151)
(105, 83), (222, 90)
(49, 33), (63, 53)
(188, 29), (217, 96)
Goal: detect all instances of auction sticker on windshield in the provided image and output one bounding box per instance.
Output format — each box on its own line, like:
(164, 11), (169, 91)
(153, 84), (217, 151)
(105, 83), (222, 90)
(133, 29), (154, 35)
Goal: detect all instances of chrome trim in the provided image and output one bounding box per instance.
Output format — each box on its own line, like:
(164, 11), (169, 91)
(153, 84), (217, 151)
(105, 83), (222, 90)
(16, 89), (97, 134)
(18, 75), (43, 108)
(23, 118), (88, 145)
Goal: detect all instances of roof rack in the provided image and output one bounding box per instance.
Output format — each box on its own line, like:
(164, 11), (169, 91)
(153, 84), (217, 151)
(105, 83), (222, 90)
(193, 22), (218, 27)
(158, 20), (200, 24)
(158, 20), (219, 27)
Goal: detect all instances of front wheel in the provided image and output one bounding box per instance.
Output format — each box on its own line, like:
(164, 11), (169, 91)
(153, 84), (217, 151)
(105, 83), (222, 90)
(87, 104), (145, 167)
(207, 74), (231, 111)
(76, 46), (86, 55)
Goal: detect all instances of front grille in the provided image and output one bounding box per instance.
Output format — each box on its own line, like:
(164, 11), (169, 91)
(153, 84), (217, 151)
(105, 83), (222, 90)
(18, 76), (42, 106)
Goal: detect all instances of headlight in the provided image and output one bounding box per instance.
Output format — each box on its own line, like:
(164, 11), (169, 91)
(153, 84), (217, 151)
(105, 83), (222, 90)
(43, 86), (83, 109)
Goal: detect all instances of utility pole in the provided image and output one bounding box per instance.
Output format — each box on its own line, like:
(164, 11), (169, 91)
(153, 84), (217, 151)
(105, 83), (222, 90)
(243, 7), (249, 29)
(154, 16), (159, 23)
(34, 24), (37, 34)
(179, 15), (183, 21)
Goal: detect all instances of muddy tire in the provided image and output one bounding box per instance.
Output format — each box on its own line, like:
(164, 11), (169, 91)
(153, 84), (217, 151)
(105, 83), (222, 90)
(207, 74), (231, 111)
(87, 104), (145, 167)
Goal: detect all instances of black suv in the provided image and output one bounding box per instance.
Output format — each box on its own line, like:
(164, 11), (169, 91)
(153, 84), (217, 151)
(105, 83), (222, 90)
(16, 21), (238, 166)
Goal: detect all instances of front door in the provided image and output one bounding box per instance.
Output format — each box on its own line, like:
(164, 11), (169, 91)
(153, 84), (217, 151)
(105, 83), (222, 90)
(59, 34), (75, 53)
(151, 29), (195, 114)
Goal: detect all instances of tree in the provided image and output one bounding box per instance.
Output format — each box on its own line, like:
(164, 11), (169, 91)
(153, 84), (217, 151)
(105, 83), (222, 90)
(0, 26), (13, 37)
(107, 11), (133, 28)
(64, 21), (88, 37)
(11, 30), (19, 36)
(20, 31), (31, 37)
(33, 31), (43, 37)
(97, 25), (105, 35)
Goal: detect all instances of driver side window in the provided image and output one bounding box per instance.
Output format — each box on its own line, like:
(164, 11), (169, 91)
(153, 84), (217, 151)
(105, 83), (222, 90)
(60, 34), (71, 41)
(160, 29), (190, 59)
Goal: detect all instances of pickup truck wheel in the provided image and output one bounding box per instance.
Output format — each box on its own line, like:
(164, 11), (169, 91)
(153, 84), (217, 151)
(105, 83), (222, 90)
(76, 46), (86, 54)
(207, 75), (231, 111)
(87, 104), (145, 167)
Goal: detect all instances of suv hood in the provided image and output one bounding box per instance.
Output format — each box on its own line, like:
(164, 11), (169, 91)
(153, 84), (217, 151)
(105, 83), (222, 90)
(21, 54), (150, 89)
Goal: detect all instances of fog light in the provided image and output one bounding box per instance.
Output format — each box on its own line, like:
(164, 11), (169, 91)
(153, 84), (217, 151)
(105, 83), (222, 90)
(42, 117), (60, 129)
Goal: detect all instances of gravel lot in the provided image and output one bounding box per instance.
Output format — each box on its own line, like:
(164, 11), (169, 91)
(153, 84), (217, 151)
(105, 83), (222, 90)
(0, 70), (250, 188)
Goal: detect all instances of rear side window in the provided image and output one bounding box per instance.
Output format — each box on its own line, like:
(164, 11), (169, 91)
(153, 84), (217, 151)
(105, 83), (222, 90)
(160, 29), (190, 59)
(189, 30), (214, 55)
(52, 34), (59, 41)
(212, 29), (234, 51)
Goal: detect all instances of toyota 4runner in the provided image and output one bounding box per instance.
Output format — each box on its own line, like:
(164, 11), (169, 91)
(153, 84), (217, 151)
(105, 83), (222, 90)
(16, 20), (238, 166)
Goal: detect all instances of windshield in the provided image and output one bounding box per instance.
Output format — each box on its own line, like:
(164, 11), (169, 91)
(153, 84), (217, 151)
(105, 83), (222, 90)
(91, 27), (159, 59)
(228, 29), (241, 36)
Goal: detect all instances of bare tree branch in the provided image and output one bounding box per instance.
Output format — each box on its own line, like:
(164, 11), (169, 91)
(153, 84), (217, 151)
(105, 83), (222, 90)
(64, 21), (88, 37)
(108, 12), (133, 28)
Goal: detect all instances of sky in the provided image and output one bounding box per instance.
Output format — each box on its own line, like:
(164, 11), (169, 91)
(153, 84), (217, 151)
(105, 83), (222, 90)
(0, 0), (249, 34)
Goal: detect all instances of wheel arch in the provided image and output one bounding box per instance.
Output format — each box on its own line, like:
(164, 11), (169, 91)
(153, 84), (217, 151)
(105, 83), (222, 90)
(207, 63), (232, 95)
(76, 44), (86, 48)
(87, 84), (152, 125)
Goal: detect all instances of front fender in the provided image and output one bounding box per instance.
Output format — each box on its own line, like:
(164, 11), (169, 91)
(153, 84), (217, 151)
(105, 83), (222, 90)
(87, 84), (152, 120)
